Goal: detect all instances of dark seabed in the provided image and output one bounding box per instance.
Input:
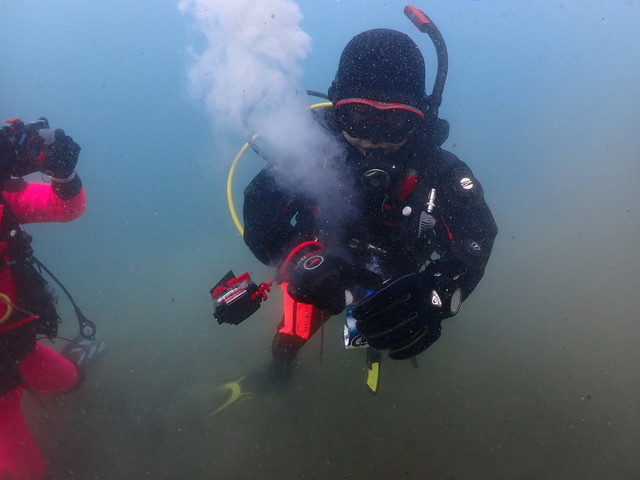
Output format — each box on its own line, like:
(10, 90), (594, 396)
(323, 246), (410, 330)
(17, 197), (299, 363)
(2, 0), (640, 479)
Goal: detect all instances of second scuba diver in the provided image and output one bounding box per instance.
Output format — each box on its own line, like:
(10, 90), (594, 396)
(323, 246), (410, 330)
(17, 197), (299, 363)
(0, 118), (103, 480)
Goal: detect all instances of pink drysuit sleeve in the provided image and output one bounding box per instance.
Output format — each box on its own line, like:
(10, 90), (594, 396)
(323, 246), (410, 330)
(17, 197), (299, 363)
(2, 181), (85, 224)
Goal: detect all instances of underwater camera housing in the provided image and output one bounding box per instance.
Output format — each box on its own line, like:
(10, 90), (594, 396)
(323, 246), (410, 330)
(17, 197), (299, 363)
(0, 117), (50, 177)
(210, 271), (268, 325)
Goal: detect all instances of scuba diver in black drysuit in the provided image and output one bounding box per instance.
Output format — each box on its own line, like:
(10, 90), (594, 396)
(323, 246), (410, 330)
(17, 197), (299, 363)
(213, 7), (498, 398)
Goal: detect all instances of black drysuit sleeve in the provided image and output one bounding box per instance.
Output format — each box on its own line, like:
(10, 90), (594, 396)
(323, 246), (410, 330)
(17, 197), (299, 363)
(243, 168), (300, 266)
(429, 150), (498, 299)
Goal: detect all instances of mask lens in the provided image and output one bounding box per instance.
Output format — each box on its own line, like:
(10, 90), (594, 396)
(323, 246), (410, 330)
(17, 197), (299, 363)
(334, 99), (425, 143)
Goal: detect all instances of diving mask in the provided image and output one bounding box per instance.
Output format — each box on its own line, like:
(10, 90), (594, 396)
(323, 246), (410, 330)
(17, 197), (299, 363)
(334, 98), (426, 144)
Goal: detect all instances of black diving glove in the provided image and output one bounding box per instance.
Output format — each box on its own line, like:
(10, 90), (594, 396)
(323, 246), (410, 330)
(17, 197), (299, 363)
(282, 242), (381, 314)
(352, 262), (463, 360)
(37, 128), (81, 181)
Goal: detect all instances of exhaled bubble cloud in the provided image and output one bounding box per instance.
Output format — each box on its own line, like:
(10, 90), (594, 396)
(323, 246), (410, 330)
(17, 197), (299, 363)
(179, 0), (310, 133)
(179, 0), (350, 219)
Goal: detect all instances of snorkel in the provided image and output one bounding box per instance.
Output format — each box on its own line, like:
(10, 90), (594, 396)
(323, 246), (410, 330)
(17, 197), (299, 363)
(404, 5), (449, 125)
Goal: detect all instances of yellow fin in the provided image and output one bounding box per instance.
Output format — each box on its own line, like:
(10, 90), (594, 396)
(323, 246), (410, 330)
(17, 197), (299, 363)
(209, 375), (254, 417)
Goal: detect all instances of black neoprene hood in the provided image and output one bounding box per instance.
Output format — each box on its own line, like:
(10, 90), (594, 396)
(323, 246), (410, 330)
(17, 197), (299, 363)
(328, 28), (428, 109)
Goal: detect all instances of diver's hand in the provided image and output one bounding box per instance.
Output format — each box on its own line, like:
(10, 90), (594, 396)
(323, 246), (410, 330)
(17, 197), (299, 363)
(352, 269), (462, 360)
(281, 242), (380, 314)
(38, 128), (80, 180)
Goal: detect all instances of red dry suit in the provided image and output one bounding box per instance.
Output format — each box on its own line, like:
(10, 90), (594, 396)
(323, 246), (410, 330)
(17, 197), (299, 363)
(0, 180), (85, 480)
